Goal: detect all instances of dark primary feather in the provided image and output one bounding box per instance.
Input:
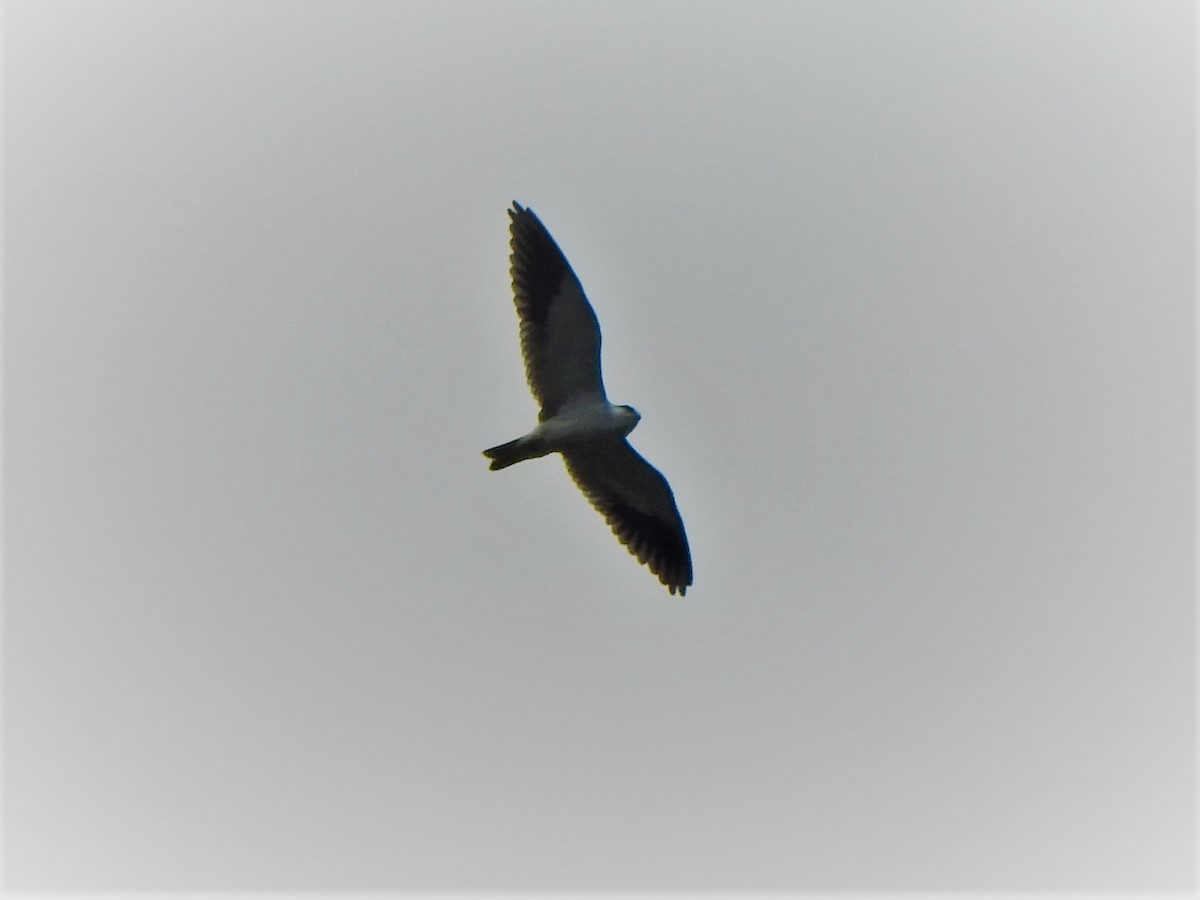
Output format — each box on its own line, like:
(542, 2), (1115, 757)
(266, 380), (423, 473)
(508, 203), (605, 418)
(563, 440), (693, 596)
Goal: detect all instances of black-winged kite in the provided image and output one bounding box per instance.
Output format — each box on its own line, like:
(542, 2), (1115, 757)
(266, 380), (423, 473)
(484, 202), (693, 596)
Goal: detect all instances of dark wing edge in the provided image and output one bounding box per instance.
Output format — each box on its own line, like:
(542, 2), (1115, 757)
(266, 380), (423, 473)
(508, 202), (603, 417)
(563, 440), (693, 596)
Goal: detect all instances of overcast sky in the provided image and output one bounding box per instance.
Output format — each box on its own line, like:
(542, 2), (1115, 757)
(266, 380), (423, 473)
(4, 0), (1194, 891)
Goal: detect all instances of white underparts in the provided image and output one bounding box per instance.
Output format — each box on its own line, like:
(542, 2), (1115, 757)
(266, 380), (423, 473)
(531, 401), (638, 452)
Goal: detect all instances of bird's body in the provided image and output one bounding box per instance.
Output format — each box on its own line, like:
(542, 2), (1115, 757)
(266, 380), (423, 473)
(485, 401), (639, 470)
(484, 202), (693, 596)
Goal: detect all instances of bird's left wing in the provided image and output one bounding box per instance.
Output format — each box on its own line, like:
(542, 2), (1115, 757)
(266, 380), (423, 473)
(563, 440), (693, 596)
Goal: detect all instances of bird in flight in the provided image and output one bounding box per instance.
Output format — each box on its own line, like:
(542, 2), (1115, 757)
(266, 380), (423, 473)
(484, 202), (693, 596)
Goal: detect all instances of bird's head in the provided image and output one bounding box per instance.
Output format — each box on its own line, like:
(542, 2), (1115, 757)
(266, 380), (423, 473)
(617, 404), (641, 435)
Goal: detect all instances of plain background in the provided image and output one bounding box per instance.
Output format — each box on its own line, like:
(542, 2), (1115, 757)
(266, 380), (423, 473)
(3, 0), (1195, 891)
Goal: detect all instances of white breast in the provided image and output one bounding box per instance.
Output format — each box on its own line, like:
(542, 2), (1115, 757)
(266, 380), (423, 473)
(534, 400), (629, 448)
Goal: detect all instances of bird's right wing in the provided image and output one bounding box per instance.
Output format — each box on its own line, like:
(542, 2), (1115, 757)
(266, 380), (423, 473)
(508, 203), (606, 418)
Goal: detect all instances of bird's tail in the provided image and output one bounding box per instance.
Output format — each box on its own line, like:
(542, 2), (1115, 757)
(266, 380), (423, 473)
(483, 435), (544, 471)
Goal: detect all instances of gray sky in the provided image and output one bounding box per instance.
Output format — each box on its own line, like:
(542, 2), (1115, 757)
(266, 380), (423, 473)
(4, 0), (1194, 891)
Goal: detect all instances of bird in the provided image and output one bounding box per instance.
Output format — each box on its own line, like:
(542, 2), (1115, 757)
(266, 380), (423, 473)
(484, 202), (693, 596)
